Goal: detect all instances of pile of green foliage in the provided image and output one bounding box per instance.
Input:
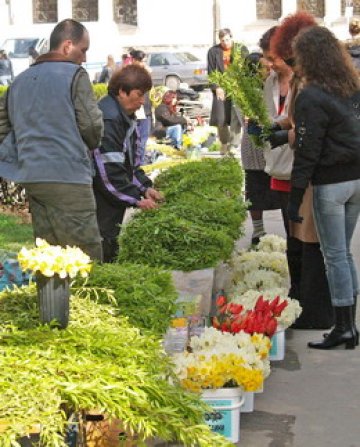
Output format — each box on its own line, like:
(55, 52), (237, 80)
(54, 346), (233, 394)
(209, 44), (271, 147)
(118, 158), (247, 271)
(0, 213), (33, 252)
(76, 262), (178, 336)
(0, 84), (108, 101)
(0, 285), (233, 447)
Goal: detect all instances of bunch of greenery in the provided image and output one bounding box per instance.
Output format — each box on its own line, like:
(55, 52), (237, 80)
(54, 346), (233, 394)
(0, 285), (233, 447)
(154, 157), (244, 200)
(92, 82), (108, 100)
(75, 263), (178, 336)
(118, 159), (247, 271)
(209, 44), (271, 147)
(0, 86), (8, 97)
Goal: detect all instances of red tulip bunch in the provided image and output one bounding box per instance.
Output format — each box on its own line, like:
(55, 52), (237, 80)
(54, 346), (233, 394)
(213, 293), (288, 338)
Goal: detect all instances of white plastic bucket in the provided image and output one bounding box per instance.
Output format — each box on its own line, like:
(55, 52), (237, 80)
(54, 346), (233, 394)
(202, 387), (244, 443)
(269, 328), (285, 361)
(240, 391), (254, 413)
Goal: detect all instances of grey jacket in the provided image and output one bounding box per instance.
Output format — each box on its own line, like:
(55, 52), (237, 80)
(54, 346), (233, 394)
(0, 52), (103, 184)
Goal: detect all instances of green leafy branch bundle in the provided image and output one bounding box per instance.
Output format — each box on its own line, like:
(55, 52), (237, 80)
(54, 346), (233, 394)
(74, 262), (178, 337)
(0, 285), (233, 447)
(209, 43), (271, 147)
(118, 159), (248, 271)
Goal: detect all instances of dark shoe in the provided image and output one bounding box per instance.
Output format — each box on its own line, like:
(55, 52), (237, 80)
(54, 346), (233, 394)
(308, 306), (357, 350)
(251, 236), (260, 246)
(323, 295), (359, 346)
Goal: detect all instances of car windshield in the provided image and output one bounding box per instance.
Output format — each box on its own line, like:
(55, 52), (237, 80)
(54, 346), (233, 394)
(175, 52), (200, 63)
(1, 38), (39, 58)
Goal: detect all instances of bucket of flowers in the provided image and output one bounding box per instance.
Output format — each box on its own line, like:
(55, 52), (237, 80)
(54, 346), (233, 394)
(17, 238), (92, 329)
(172, 326), (269, 442)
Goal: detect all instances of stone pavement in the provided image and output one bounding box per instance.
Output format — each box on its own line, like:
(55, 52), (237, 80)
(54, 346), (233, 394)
(238, 210), (360, 447)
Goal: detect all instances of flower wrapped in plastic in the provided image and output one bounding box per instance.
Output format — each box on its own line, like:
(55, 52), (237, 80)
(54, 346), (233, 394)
(173, 327), (269, 393)
(18, 238), (92, 279)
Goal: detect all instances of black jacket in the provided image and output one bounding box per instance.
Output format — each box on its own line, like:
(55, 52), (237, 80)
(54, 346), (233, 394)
(292, 84), (360, 189)
(93, 94), (152, 207)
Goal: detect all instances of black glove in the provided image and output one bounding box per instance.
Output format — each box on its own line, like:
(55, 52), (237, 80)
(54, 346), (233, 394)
(287, 187), (306, 223)
(247, 119), (263, 137)
(270, 122), (282, 132)
(267, 130), (289, 149)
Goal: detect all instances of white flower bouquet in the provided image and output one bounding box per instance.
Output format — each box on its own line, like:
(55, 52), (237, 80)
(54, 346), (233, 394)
(256, 234), (287, 254)
(18, 238), (92, 279)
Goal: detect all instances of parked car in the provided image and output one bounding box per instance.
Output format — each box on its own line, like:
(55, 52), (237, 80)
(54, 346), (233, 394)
(147, 51), (208, 90)
(0, 37), (48, 77)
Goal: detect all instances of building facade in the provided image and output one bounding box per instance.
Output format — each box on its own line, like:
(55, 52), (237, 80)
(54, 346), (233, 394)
(0, 0), (355, 63)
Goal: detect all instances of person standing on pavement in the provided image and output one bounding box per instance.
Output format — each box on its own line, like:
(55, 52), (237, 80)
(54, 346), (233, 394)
(93, 64), (164, 262)
(0, 50), (14, 85)
(289, 26), (360, 349)
(0, 19), (104, 261)
(207, 28), (243, 155)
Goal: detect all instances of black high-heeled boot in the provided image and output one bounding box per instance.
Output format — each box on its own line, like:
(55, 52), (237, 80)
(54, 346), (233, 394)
(323, 296), (359, 346)
(308, 306), (357, 350)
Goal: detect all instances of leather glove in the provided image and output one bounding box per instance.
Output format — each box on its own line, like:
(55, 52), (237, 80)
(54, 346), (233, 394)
(267, 129), (289, 149)
(247, 119), (263, 137)
(287, 187), (306, 223)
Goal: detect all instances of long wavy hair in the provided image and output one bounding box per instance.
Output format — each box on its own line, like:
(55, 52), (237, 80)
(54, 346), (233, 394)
(271, 11), (317, 60)
(294, 26), (360, 97)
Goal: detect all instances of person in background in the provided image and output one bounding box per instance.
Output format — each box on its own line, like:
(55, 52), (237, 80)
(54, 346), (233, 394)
(93, 64), (163, 263)
(98, 54), (117, 84)
(240, 51), (285, 246)
(0, 19), (104, 261)
(344, 17), (360, 70)
(28, 46), (39, 66)
(207, 28), (243, 155)
(269, 12), (334, 330)
(290, 26), (360, 349)
(0, 50), (14, 85)
(153, 90), (188, 149)
(130, 49), (153, 164)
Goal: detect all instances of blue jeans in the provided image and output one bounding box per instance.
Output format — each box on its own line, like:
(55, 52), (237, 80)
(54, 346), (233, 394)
(313, 179), (360, 307)
(137, 117), (151, 165)
(166, 124), (183, 148)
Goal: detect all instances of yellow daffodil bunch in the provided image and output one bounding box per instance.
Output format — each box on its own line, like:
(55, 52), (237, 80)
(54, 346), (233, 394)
(173, 327), (268, 393)
(182, 126), (216, 149)
(18, 238), (92, 279)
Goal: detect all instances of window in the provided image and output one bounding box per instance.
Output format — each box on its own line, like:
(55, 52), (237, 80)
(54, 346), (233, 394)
(33, 0), (58, 23)
(149, 54), (169, 67)
(297, 0), (325, 17)
(72, 0), (98, 22)
(342, 0), (360, 15)
(113, 0), (138, 26)
(256, 0), (281, 20)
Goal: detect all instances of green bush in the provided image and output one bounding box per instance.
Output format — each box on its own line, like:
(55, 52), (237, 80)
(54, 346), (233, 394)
(0, 285), (233, 447)
(76, 262), (178, 336)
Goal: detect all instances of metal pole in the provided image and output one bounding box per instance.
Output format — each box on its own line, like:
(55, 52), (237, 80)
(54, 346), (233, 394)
(213, 0), (220, 45)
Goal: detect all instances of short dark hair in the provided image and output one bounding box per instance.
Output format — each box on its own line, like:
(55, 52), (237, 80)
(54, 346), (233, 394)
(219, 28), (232, 39)
(108, 64), (152, 96)
(50, 19), (87, 50)
(259, 26), (278, 52)
(130, 49), (146, 62)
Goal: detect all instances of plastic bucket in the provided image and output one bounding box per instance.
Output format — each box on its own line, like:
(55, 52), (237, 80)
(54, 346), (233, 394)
(269, 328), (285, 361)
(240, 391), (254, 413)
(202, 387), (244, 443)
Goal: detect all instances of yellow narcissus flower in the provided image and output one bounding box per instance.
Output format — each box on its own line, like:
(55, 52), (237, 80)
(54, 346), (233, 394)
(18, 239), (92, 279)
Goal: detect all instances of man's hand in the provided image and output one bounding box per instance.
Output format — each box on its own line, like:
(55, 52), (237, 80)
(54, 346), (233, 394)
(137, 198), (158, 210)
(215, 87), (225, 101)
(145, 188), (164, 202)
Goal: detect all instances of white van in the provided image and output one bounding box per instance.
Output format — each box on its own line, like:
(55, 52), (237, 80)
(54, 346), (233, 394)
(0, 37), (49, 77)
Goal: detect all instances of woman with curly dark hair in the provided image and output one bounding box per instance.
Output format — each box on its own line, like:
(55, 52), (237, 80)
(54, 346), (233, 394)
(289, 26), (360, 349)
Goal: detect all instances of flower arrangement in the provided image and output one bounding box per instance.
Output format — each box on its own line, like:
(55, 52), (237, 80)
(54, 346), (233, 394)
(182, 126), (216, 149)
(213, 294), (278, 337)
(230, 269), (287, 295)
(228, 289), (302, 330)
(230, 250), (289, 281)
(173, 327), (269, 393)
(256, 234), (287, 254)
(18, 238), (92, 279)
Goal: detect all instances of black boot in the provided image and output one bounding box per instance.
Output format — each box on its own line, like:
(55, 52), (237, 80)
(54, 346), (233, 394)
(286, 237), (302, 299)
(323, 296), (359, 346)
(308, 306), (357, 350)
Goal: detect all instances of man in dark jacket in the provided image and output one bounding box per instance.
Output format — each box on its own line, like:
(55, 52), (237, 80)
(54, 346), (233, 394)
(0, 19), (104, 261)
(207, 28), (243, 155)
(93, 64), (163, 262)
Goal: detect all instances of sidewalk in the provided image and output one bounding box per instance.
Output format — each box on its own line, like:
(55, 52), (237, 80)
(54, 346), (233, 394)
(238, 210), (360, 447)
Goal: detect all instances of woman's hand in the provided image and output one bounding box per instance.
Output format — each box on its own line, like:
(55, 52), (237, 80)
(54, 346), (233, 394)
(145, 188), (165, 202)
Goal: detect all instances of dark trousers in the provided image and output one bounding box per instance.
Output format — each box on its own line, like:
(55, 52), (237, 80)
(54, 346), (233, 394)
(93, 188), (127, 263)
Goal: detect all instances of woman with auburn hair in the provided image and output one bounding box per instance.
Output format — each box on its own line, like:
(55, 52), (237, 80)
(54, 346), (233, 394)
(264, 12), (335, 330)
(289, 26), (360, 349)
